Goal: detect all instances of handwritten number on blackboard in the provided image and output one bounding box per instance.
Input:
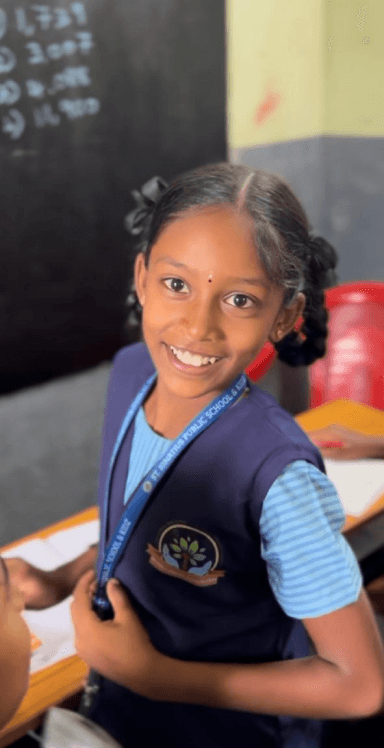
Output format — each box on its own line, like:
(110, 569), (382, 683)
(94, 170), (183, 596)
(15, 4), (88, 36)
(76, 31), (93, 54)
(48, 65), (91, 94)
(54, 8), (72, 30)
(33, 102), (60, 127)
(31, 6), (53, 32)
(25, 79), (46, 99)
(0, 80), (21, 106)
(0, 46), (16, 74)
(2, 108), (25, 139)
(70, 3), (87, 25)
(25, 35), (94, 64)
(0, 4), (99, 139)
(26, 41), (47, 65)
(15, 9), (35, 37)
(58, 96), (99, 119)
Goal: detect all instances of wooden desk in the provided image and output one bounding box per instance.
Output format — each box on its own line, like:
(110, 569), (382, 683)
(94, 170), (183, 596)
(0, 506), (99, 748)
(296, 399), (384, 532)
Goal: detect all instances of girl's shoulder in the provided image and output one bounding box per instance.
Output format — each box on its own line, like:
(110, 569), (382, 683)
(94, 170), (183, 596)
(246, 384), (313, 444)
(234, 384), (324, 473)
(112, 341), (153, 371)
(105, 343), (155, 412)
(110, 342), (154, 382)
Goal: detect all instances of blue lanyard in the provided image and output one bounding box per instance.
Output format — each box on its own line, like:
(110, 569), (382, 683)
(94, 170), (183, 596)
(93, 370), (248, 619)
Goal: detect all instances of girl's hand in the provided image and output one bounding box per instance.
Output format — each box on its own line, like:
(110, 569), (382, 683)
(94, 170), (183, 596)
(70, 570), (163, 697)
(308, 424), (384, 460)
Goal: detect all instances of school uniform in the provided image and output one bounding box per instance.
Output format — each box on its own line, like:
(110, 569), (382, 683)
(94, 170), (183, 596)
(88, 342), (361, 748)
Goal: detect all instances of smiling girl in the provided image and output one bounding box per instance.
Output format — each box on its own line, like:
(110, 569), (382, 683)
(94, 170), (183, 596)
(9, 164), (384, 747)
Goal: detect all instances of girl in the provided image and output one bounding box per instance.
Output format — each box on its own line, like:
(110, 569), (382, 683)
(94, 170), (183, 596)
(12, 163), (384, 747)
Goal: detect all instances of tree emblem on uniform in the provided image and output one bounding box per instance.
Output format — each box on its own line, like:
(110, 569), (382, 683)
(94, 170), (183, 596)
(147, 523), (226, 586)
(169, 536), (206, 571)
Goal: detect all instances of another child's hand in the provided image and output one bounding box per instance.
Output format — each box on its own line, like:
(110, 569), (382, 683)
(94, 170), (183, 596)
(4, 557), (66, 609)
(4, 545), (98, 610)
(71, 570), (162, 697)
(308, 424), (384, 460)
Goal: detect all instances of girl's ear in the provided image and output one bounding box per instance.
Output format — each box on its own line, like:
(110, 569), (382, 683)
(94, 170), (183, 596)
(134, 253), (147, 307)
(269, 292), (306, 344)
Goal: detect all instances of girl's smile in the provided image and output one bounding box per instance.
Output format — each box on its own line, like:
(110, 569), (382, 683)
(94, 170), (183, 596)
(134, 205), (304, 436)
(165, 342), (222, 373)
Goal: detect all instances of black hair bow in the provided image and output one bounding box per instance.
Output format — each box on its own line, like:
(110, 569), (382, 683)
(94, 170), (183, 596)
(125, 176), (168, 236)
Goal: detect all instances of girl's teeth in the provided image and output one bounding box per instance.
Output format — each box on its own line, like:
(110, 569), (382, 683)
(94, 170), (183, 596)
(170, 346), (217, 367)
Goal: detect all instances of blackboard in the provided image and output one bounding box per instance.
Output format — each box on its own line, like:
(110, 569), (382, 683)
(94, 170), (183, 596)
(0, 0), (226, 393)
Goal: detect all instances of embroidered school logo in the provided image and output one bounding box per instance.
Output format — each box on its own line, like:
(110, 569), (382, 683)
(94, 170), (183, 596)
(147, 523), (225, 586)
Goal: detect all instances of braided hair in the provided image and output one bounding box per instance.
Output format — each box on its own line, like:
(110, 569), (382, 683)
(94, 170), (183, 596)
(124, 163), (338, 365)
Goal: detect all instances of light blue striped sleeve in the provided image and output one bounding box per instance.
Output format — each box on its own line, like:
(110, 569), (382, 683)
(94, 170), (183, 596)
(259, 460), (362, 619)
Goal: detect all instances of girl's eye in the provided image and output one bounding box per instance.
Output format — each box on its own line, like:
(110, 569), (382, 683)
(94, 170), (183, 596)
(164, 278), (189, 293)
(226, 293), (255, 309)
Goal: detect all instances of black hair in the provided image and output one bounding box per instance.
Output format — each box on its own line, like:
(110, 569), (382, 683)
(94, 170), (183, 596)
(125, 163), (338, 366)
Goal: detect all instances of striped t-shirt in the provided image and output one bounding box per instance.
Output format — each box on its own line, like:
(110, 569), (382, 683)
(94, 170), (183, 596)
(124, 406), (362, 619)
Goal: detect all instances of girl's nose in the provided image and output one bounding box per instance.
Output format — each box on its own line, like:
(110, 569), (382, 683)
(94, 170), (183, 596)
(183, 299), (221, 340)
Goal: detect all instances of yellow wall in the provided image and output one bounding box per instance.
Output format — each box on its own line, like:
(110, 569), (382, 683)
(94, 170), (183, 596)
(227, 0), (384, 149)
(325, 1), (384, 136)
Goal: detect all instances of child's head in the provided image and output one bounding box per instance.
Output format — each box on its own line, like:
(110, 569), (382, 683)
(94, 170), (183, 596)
(126, 163), (337, 370)
(0, 556), (31, 729)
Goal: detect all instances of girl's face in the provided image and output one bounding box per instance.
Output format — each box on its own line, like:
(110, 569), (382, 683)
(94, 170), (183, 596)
(135, 206), (304, 406)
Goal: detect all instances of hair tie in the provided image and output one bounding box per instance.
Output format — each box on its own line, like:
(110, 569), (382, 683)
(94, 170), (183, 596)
(125, 175), (168, 237)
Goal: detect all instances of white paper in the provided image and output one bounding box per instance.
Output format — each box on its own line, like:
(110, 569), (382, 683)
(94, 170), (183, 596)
(3, 519), (100, 673)
(2, 519), (100, 568)
(25, 597), (76, 673)
(324, 459), (384, 517)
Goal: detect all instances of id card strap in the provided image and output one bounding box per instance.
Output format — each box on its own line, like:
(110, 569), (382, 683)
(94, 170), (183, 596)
(78, 669), (102, 716)
(94, 371), (248, 618)
(100, 372), (157, 560)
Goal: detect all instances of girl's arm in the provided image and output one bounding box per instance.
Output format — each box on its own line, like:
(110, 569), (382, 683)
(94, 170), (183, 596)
(72, 574), (384, 720)
(5, 544), (98, 609)
(151, 589), (384, 719)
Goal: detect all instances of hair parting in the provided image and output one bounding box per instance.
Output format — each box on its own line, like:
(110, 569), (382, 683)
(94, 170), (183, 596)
(237, 172), (255, 211)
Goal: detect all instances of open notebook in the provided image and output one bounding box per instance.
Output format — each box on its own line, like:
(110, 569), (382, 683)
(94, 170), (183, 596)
(2, 519), (99, 673)
(324, 459), (384, 517)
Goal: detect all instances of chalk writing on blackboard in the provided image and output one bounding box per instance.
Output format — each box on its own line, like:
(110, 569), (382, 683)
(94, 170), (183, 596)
(0, 2), (100, 140)
(2, 107), (25, 138)
(0, 79), (21, 104)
